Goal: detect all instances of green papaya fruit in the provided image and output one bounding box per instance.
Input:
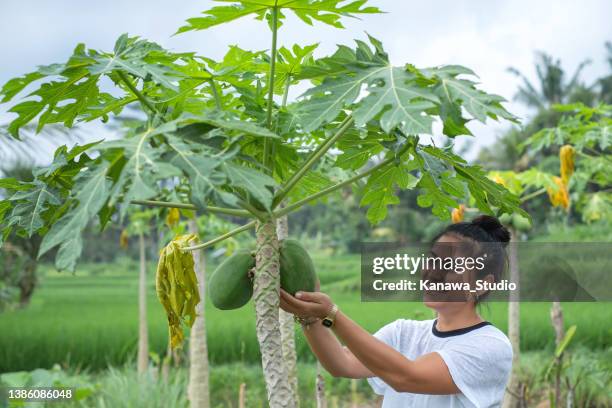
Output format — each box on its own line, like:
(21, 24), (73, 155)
(499, 213), (513, 226)
(512, 213), (532, 232)
(209, 249), (255, 310)
(279, 239), (317, 295)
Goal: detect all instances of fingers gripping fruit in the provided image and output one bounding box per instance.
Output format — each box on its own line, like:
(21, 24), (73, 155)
(156, 234), (201, 348)
(209, 250), (255, 310)
(279, 239), (317, 296)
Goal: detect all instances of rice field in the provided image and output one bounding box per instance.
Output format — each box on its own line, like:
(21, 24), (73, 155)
(0, 254), (609, 373)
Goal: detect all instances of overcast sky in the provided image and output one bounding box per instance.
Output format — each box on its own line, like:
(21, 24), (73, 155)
(0, 0), (610, 160)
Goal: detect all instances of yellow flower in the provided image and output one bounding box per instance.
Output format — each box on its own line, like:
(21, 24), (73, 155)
(560, 145), (575, 186)
(119, 229), (129, 249)
(451, 204), (465, 223)
(547, 177), (570, 210)
(165, 207), (181, 228)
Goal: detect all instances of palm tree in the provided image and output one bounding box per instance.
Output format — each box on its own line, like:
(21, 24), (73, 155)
(508, 52), (591, 111)
(596, 42), (612, 104)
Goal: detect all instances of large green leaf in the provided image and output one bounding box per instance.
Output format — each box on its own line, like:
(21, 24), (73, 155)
(222, 162), (277, 209)
(102, 123), (182, 213)
(38, 165), (112, 270)
(88, 34), (184, 91)
(7, 181), (61, 236)
(165, 135), (229, 209)
(177, 0), (381, 33)
(335, 126), (387, 170)
(274, 43), (318, 94)
(429, 66), (516, 136)
(354, 65), (439, 134)
(296, 38), (515, 136)
(0, 36), (194, 137)
(181, 113), (279, 138)
(360, 163), (419, 224)
(413, 145), (524, 219)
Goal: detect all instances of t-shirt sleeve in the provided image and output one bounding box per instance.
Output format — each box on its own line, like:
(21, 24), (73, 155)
(366, 319), (402, 395)
(436, 334), (513, 407)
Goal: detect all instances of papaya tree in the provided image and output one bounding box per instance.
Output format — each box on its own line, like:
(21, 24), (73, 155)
(121, 209), (156, 375)
(0, 1), (526, 405)
(522, 102), (612, 222)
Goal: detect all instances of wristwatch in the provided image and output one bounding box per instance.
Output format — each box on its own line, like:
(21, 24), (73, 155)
(321, 304), (338, 328)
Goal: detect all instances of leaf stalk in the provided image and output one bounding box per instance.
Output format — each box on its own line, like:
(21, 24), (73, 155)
(184, 220), (256, 251)
(273, 115), (354, 207)
(274, 146), (406, 218)
(130, 199), (251, 217)
(116, 71), (160, 116)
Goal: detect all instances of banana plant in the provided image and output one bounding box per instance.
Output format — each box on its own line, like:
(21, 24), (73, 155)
(0, 1), (526, 405)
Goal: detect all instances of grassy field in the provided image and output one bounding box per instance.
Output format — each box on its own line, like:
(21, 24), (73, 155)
(0, 254), (610, 373)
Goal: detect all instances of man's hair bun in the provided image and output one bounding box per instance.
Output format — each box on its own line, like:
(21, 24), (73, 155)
(471, 215), (510, 245)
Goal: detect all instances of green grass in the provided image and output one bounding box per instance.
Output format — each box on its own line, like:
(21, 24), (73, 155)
(0, 254), (610, 373)
(3, 349), (610, 408)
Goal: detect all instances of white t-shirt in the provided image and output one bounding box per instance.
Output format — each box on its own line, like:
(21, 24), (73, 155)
(367, 318), (512, 408)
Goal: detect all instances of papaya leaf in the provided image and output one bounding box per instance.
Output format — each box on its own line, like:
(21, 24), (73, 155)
(335, 127), (387, 170)
(180, 113), (279, 138)
(177, 0), (381, 33)
(296, 37), (513, 136)
(360, 164), (419, 224)
(222, 162), (277, 209)
(516, 169), (558, 190)
(416, 172), (460, 219)
(354, 65), (439, 134)
(274, 43), (318, 94)
(7, 181), (61, 237)
(101, 125), (182, 213)
(1, 36), (192, 137)
(287, 170), (334, 203)
(88, 34), (184, 91)
(0, 178), (33, 191)
(165, 135), (229, 209)
(0, 71), (44, 103)
(38, 165), (112, 270)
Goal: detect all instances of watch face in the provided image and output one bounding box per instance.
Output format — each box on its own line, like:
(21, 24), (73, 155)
(322, 318), (333, 328)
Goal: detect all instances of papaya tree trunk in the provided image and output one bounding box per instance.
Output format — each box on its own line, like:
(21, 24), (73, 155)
(550, 301), (564, 407)
(503, 227), (520, 408)
(276, 214), (300, 405)
(187, 219), (211, 408)
(254, 220), (295, 407)
(316, 362), (327, 408)
(18, 259), (37, 308)
(137, 232), (149, 375)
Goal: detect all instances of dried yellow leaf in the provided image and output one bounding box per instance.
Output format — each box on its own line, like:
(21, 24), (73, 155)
(560, 145), (575, 186)
(155, 234), (200, 348)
